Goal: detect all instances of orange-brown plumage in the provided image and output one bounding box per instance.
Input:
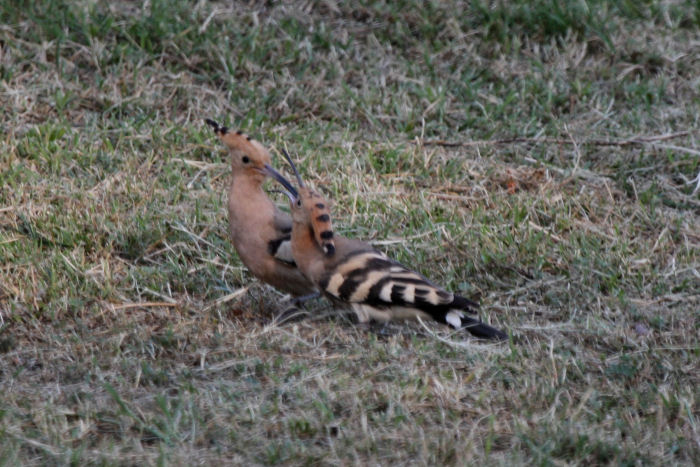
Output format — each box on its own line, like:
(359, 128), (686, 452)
(269, 154), (508, 340)
(205, 119), (316, 298)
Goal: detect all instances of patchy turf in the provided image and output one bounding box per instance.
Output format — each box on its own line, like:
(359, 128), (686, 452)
(0, 0), (698, 464)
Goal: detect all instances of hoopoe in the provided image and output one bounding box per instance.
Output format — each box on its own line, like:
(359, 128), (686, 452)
(205, 119), (317, 300)
(266, 154), (508, 340)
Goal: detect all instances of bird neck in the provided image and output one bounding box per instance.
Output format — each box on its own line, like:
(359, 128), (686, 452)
(231, 170), (265, 189)
(228, 174), (274, 227)
(290, 221), (323, 272)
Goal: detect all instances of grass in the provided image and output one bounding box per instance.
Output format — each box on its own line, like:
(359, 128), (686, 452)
(1, 0), (698, 464)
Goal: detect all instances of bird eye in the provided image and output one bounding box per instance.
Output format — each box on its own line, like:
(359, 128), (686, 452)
(296, 199), (302, 207)
(242, 156), (250, 163)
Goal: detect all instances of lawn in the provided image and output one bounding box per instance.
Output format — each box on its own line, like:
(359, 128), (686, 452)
(0, 0), (698, 464)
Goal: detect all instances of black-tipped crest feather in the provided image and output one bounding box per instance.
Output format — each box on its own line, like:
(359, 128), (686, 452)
(205, 118), (228, 134)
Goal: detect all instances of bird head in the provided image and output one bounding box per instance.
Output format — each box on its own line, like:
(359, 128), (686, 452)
(266, 150), (336, 257)
(205, 118), (277, 183)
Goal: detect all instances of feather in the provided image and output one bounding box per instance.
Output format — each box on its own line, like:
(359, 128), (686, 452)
(318, 249), (507, 339)
(271, 160), (507, 340)
(267, 236), (295, 265)
(206, 119), (316, 297)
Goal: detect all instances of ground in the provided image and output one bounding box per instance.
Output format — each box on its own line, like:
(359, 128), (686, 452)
(0, 1), (698, 465)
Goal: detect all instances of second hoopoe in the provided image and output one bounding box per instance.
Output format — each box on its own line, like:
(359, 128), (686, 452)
(268, 154), (508, 340)
(205, 119), (317, 299)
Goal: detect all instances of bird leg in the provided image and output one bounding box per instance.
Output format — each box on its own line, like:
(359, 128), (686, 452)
(271, 292), (321, 325)
(289, 292), (321, 307)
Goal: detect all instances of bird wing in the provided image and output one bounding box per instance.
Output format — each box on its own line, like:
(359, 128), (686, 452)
(318, 250), (459, 310)
(317, 249), (509, 340)
(267, 207), (295, 265)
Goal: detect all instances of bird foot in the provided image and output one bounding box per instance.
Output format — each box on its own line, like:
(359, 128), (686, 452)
(289, 292), (321, 307)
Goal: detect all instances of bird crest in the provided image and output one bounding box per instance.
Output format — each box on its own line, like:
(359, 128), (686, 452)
(278, 149), (336, 256)
(305, 189), (335, 256)
(205, 118), (271, 163)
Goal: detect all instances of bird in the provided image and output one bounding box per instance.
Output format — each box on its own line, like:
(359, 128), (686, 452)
(204, 119), (317, 302)
(264, 152), (508, 340)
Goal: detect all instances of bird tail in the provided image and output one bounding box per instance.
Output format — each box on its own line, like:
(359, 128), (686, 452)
(457, 315), (508, 340)
(441, 295), (508, 340)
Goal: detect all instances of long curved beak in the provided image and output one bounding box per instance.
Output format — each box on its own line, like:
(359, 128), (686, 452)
(263, 164), (298, 203)
(281, 149), (305, 188)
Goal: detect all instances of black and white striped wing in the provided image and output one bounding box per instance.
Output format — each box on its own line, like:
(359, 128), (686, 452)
(319, 251), (469, 315)
(319, 250), (507, 339)
(267, 235), (294, 265)
(268, 209), (295, 266)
